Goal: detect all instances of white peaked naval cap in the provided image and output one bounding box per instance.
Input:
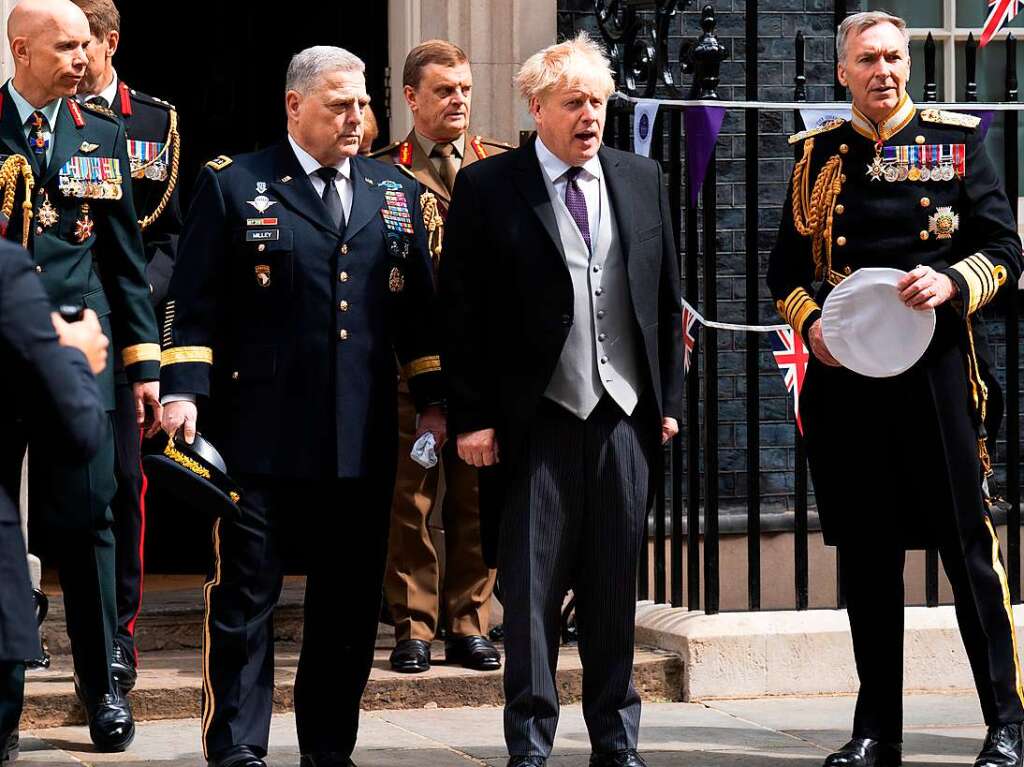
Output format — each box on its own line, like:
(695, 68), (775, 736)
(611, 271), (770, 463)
(821, 267), (937, 378)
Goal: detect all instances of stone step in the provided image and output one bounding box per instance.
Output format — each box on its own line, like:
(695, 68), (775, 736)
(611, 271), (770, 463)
(22, 643), (683, 729)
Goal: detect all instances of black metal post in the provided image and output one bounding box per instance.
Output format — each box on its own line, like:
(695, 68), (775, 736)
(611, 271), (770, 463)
(795, 32), (807, 105)
(834, 0), (847, 100)
(966, 32), (978, 102)
(652, 111), (667, 605)
(793, 33), (809, 611)
(1005, 33), (1021, 602)
(924, 32), (938, 102)
(702, 152), (720, 616)
(685, 150), (701, 612)
(669, 107), (685, 609)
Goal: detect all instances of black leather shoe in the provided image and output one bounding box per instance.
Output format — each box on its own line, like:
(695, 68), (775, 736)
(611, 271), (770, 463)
(590, 749), (649, 766)
(208, 745), (266, 767)
(506, 757), (546, 766)
(976, 723), (1024, 767)
(390, 639), (431, 673)
(74, 679), (135, 752)
(299, 753), (356, 766)
(823, 738), (901, 767)
(0, 730), (18, 764)
(445, 635), (501, 671)
(110, 643), (137, 694)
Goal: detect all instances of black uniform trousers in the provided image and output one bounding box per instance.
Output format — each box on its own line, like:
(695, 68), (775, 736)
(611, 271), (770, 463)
(0, 418), (117, 701)
(111, 379), (145, 661)
(842, 507), (1024, 742)
(201, 474), (391, 760)
(499, 396), (654, 758)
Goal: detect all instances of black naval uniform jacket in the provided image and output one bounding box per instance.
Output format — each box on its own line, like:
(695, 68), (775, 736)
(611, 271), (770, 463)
(0, 241), (105, 660)
(108, 80), (181, 307)
(767, 96), (1023, 548)
(161, 142), (443, 480)
(0, 84), (160, 409)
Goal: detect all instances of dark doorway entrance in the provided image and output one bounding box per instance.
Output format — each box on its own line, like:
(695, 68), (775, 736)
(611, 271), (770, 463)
(116, 1), (391, 207)
(113, 2), (390, 573)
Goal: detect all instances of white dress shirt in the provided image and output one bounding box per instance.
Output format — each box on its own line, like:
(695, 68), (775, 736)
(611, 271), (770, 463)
(86, 71), (120, 108)
(287, 134), (353, 223)
(534, 136), (602, 253)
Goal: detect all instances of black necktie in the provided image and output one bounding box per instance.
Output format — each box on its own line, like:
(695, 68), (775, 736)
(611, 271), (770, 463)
(315, 167), (345, 230)
(87, 95), (109, 109)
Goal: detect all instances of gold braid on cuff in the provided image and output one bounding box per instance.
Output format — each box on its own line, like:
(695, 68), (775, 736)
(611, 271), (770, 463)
(401, 355), (441, 379)
(122, 343), (162, 366)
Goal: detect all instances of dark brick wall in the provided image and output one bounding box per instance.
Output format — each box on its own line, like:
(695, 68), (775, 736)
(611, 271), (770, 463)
(556, 1), (1018, 515)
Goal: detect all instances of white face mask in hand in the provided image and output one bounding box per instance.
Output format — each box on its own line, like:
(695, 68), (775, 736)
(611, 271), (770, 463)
(410, 431), (438, 469)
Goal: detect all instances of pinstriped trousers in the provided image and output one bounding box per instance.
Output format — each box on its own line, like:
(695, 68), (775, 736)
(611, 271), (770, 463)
(499, 396), (655, 758)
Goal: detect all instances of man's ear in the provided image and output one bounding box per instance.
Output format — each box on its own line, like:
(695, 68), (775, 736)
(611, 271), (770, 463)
(10, 37), (28, 66)
(837, 62), (849, 87)
(106, 30), (119, 58)
(403, 84), (417, 113)
(285, 90), (301, 120)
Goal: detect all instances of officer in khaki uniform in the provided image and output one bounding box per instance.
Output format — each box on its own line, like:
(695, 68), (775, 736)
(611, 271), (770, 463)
(768, 12), (1024, 767)
(371, 40), (511, 674)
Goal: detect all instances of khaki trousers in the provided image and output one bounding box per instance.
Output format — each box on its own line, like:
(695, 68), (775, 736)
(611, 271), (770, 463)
(384, 387), (496, 641)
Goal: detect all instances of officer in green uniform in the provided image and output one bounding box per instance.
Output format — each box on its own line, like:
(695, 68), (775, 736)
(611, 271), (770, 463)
(0, 0), (159, 753)
(768, 12), (1024, 767)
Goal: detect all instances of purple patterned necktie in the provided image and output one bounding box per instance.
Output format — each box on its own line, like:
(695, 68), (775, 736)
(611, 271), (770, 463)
(564, 166), (591, 253)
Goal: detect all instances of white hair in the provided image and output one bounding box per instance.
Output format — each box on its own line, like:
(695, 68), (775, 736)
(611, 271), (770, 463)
(286, 45), (365, 94)
(836, 11), (910, 63)
(514, 32), (615, 103)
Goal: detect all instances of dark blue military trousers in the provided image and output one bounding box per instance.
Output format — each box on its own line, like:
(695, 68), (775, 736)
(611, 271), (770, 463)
(841, 506), (1024, 742)
(498, 396), (655, 758)
(200, 474), (391, 760)
(0, 662), (24, 744)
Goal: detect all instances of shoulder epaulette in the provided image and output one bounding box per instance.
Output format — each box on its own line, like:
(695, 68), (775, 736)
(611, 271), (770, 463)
(395, 164), (417, 181)
(80, 99), (118, 120)
(129, 88), (176, 112)
(206, 155), (233, 171)
(920, 109), (980, 129)
(788, 118), (845, 145)
(367, 140), (402, 160)
(478, 137), (515, 151)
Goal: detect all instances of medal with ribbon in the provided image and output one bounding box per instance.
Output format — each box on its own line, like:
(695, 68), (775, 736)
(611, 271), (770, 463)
(59, 156), (123, 200)
(381, 189), (414, 235)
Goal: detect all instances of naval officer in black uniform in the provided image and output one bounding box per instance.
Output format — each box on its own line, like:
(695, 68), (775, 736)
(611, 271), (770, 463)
(0, 0), (159, 753)
(73, 0), (183, 694)
(0, 240), (108, 764)
(768, 12), (1024, 767)
(160, 45), (445, 767)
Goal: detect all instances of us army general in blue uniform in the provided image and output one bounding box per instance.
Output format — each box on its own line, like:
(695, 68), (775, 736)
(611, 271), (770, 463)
(768, 93), (1024, 765)
(0, 77), (157, 752)
(159, 62), (443, 766)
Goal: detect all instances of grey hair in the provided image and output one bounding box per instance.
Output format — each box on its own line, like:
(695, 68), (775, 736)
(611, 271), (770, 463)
(836, 11), (910, 63)
(286, 46), (365, 93)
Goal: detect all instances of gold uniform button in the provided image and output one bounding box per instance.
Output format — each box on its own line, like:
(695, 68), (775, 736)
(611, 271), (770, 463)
(339, 271), (349, 282)
(231, 371), (239, 380)
(35, 226), (43, 236)
(920, 230), (929, 241)
(920, 197), (930, 207)
(257, 243), (266, 252)
(915, 135), (926, 145)
(34, 265), (42, 273)
(339, 300), (349, 311)
(835, 204), (845, 215)
(340, 244), (349, 255)
(836, 236), (847, 246)
(840, 174), (847, 182)
(339, 329), (349, 341)
(843, 266), (852, 275)
(839, 143), (849, 154)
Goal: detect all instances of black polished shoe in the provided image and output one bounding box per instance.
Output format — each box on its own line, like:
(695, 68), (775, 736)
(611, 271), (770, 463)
(299, 753), (356, 766)
(74, 679), (135, 752)
(507, 757), (546, 767)
(0, 730), (18, 764)
(390, 639), (431, 673)
(976, 723), (1024, 767)
(207, 745), (267, 767)
(824, 738), (901, 767)
(110, 642), (137, 694)
(444, 635), (501, 671)
(590, 749), (649, 766)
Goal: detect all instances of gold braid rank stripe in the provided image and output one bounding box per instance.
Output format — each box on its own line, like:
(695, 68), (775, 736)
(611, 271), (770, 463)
(951, 253), (1004, 314)
(139, 109), (180, 231)
(163, 438), (211, 479)
(776, 287), (819, 333)
(965, 318), (993, 477)
(790, 138), (845, 282)
(0, 154), (35, 249)
(161, 345), (213, 366)
(420, 190), (444, 266)
(401, 355), (441, 379)
(122, 342), (162, 366)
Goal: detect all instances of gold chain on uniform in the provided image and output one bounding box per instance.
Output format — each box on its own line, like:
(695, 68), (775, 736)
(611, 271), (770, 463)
(0, 154), (35, 249)
(790, 137), (845, 283)
(138, 109), (180, 231)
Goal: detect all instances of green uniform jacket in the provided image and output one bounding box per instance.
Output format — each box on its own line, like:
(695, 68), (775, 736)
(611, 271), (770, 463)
(0, 84), (158, 410)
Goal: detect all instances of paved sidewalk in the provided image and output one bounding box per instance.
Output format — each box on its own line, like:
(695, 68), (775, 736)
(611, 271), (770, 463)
(18, 692), (989, 765)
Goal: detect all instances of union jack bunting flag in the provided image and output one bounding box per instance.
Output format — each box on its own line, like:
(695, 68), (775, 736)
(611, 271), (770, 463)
(769, 326), (810, 436)
(683, 303), (700, 377)
(981, 0), (1021, 47)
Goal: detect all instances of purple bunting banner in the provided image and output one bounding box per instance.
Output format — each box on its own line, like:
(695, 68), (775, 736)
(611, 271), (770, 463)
(684, 105), (726, 206)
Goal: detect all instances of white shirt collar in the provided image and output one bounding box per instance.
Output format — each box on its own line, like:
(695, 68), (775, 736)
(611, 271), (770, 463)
(534, 135), (602, 184)
(6, 79), (61, 129)
(95, 71), (119, 108)
(287, 134), (351, 181)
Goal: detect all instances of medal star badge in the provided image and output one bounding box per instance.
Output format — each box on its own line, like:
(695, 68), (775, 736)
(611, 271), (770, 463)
(867, 155), (884, 181)
(74, 204), (94, 243)
(389, 266), (405, 293)
(37, 193), (59, 229)
(255, 264), (271, 287)
(928, 206), (959, 240)
(247, 194), (278, 214)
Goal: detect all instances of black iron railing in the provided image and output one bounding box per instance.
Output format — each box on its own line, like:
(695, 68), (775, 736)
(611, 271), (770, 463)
(595, 1), (1024, 614)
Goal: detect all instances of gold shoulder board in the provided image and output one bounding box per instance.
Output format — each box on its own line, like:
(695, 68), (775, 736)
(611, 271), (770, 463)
(788, 118), (845, 145)
(919, 109), (980, 129)
(206, 155), (233, 171)
(480, 138), (515, 150)
(367, 141), (402, 159)
(80, 100), (117, 119)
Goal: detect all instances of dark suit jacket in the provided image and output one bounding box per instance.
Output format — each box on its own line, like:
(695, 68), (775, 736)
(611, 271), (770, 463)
(0, 240), (105, 659)
(438, 137), (684, 564)
(161, 142), (442, 480)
